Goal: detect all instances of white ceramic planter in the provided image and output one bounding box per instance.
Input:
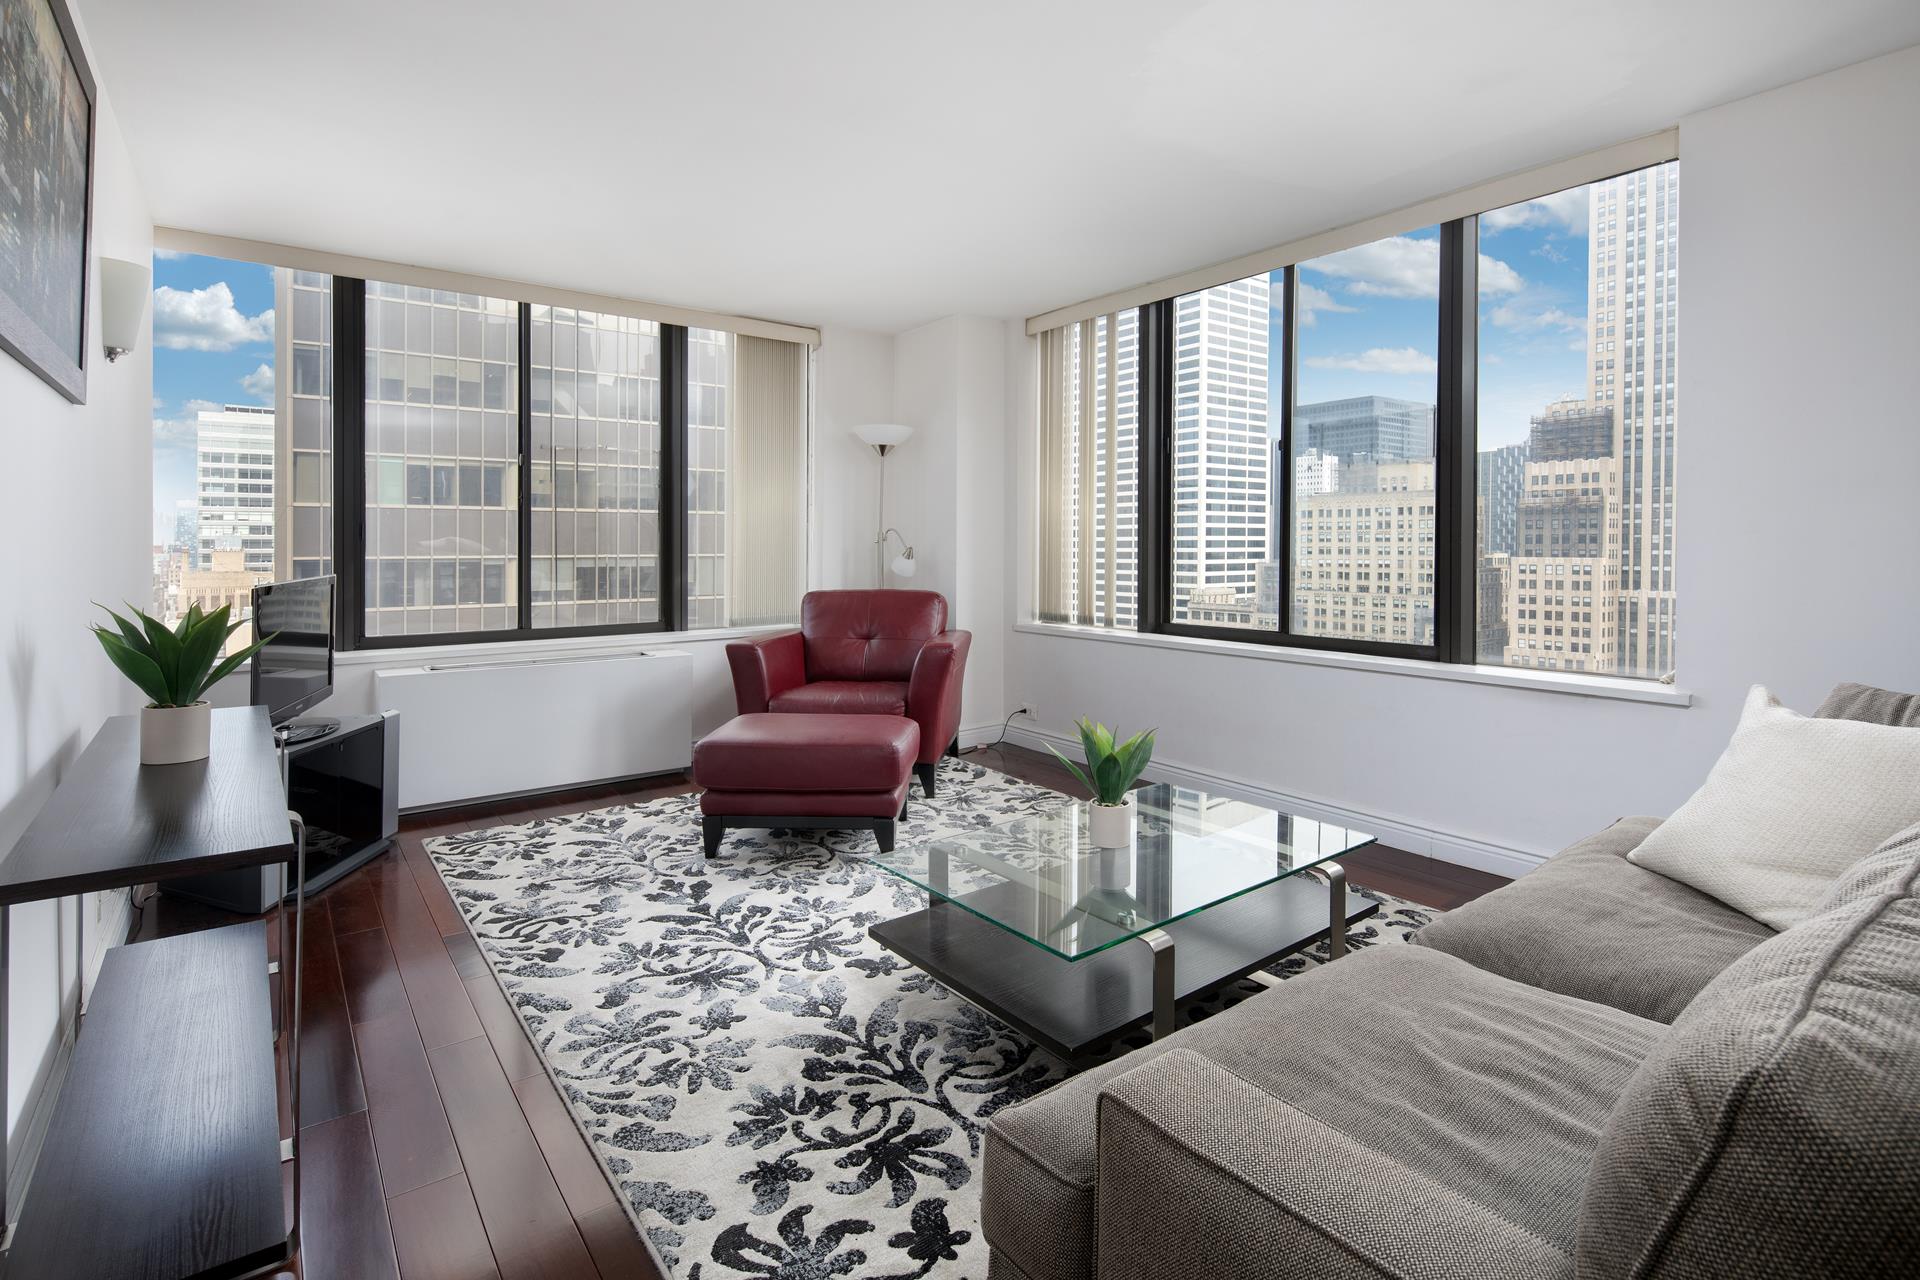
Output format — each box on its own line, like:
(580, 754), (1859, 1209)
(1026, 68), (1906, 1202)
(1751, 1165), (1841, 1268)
(140, 702), (212, 765)
(1088, 793), (1136, 849)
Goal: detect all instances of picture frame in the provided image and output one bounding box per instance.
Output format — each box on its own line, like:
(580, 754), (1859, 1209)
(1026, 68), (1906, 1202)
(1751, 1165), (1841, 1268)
(0, 0), (97, 404)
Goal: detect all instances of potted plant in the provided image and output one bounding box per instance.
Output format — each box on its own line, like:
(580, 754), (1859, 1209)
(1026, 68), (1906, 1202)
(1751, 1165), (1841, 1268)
(90, 602), (273, 765)
(1049, 718), (1156, 848)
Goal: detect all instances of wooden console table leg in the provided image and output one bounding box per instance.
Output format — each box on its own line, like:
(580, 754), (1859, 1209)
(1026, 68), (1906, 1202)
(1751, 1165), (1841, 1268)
(284, 812), (308, 1256)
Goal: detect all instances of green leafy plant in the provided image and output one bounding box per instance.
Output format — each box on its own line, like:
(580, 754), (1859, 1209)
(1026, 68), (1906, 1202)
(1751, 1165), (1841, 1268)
(90, 602), (274, 708)
(1048, 717), (1156, 806)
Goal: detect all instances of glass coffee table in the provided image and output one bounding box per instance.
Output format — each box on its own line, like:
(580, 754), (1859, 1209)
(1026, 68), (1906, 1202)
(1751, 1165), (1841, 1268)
(868, 783), (1377, 1064)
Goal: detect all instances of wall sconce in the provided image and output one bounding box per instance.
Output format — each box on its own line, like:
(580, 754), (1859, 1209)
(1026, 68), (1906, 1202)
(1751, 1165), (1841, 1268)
(100, 257), (150, 362)
(852, 423), (914, 585)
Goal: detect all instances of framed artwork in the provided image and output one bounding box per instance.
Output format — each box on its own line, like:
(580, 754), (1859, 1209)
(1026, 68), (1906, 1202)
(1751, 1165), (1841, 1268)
(0, 0), (96, 403)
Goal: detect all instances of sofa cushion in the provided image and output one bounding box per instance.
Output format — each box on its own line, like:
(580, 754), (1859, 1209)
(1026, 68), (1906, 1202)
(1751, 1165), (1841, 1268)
(1095, 1050), (1577, 1280)
(800, 589), (947, 682)
(1577, 828), (1920, 1279)
(984, 944), (1663, 1280)
(1412, 817), (1775, 1022)
(1812, 821), (1920, 914)
(691, 712), (918, 793)
(1816, 680), (1920, 728)
(1626, 684), (1920, 929)
(768, 680), (909, 716)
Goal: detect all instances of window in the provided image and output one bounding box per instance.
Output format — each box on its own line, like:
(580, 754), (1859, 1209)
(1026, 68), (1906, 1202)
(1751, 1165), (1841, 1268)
(149, 253), (331, 650)
(1475, 160), (1678, 678)
(1290, 227), (1440, 648)
(531, 306), (659, 629)
(1171, 279), (1272, 629)
(362, 284), (519, 637)
(153, 254), (811, 651)
(1035, 159), (1677, 681)
(1036, 309), (1140, 627)
(687, 327), (729, 628)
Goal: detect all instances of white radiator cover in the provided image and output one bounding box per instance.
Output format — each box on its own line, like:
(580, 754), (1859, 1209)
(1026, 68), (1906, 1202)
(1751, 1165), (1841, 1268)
(374, 648), (695, 809)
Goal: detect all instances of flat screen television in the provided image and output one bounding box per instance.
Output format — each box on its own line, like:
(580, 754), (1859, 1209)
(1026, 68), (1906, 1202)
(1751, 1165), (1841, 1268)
(250, 575), (335, 738)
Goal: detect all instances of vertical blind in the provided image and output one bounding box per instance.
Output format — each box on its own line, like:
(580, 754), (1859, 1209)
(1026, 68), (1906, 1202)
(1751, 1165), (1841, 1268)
(1036, 312), (1138, 626)
(725, 334), (810, 626)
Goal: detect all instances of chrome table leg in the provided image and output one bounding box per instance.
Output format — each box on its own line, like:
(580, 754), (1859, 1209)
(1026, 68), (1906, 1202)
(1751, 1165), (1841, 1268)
(1140, 928), (1176, 1039)
(1324, 860), (1348, 961)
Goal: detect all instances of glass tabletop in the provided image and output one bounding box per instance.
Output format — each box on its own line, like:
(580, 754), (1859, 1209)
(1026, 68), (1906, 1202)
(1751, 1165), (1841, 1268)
(872, 782), (1375, 961)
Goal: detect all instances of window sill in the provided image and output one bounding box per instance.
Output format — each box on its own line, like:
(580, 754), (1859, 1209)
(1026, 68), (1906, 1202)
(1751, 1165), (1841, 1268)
(335, 622), (793, 668)
(1011, 621), (1693, 707)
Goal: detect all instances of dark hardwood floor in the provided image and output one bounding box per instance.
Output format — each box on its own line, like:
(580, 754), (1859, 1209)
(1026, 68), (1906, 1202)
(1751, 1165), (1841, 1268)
(134, 741), (1505, 1280)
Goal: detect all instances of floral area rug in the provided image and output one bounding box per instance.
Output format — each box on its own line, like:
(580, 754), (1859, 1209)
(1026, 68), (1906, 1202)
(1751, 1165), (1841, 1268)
(424, 756), (1435, 1279)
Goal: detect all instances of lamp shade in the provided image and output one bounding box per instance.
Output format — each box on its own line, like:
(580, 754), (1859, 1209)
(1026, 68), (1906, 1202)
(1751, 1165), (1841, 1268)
(853, 422), (913, 450)
(100, 256), (150, 361)
(889, 551), (917, 578)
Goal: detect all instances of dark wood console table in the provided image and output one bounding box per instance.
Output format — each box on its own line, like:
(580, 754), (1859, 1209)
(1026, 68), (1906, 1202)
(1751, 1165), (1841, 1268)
(0, 705), (306, 1279)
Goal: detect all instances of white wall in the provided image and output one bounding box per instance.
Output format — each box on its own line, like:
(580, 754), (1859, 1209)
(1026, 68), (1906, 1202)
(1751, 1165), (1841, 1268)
(1002, 44), (1920, 873)
(890, 317), (1009, 736)
(0, 49), (153, 1192)
(811, 326), (894, 590)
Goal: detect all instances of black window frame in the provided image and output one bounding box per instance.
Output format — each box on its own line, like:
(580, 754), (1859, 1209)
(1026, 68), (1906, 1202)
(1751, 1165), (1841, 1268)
(332, 276), (693, 650)
(1137, 220), (1480, 664)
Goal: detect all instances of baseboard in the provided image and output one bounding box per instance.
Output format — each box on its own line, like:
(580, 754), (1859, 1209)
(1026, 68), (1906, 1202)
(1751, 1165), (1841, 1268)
(1000, 723), (1548, 881)
(956, 721), (1014, 751)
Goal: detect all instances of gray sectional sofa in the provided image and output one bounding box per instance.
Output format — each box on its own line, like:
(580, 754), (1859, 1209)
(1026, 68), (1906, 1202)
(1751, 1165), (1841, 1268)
(980, 683), (1920, 1279)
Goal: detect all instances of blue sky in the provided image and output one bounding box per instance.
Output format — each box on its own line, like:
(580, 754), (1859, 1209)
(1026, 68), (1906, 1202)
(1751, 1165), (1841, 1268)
(150, 251), (278, 543)
(1269, 183), (1593, 450)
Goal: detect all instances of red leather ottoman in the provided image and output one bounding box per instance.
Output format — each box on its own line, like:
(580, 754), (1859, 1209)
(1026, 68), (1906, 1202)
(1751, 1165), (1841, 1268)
(693, 712), (920, 856)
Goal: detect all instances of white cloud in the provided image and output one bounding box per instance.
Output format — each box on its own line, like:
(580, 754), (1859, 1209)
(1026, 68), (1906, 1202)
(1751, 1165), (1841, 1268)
(1303, 235), (1522, 298)
(1295, 281), (1355, 327)
(152, 248), (184, 260)
(241, 362), (274, 400)
(1302, 346), (1437, 376)
(152, 415), (197, 451)
(1487, 303), (1584, 333)
(152, 281), (274, 351)
(152, 398), (225, 452)
(1478, 253), (1524, 295)
(1481, 186), (1588, 236)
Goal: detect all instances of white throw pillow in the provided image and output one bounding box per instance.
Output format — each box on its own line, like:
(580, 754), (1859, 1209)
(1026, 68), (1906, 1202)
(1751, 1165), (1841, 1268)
(1628, 684), (1920, 930)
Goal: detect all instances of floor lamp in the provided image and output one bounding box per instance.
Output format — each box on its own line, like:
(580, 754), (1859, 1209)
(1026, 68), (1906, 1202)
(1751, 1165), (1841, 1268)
(853, 423), (916, 584)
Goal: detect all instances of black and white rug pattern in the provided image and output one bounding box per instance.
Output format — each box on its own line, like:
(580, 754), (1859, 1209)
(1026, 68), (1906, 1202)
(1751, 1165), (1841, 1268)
(424, 758), (1434, 1279)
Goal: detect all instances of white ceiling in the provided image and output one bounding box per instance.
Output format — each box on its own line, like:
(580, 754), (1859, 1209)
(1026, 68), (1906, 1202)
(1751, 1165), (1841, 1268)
(85, 0), (1920, 333)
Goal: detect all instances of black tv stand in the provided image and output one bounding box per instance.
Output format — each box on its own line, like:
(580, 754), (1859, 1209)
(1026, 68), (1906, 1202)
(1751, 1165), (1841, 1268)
(276, 715), (340, 746)
(165, 711), (399, 914)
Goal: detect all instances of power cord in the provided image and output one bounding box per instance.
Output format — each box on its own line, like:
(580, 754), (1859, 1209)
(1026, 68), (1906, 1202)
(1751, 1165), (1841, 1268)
(968, 706), (1031, 754)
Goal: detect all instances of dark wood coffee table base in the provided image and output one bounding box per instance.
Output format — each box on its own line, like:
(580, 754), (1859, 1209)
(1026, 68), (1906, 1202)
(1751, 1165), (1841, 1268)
(868, 873), (1380, 1067)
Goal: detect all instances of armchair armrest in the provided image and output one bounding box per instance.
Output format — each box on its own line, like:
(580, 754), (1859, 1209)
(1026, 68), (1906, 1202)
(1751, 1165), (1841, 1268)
(906, 629), (971, 761)
(1095, 1050), (1569, 1280)
(725, 630), (805, 714)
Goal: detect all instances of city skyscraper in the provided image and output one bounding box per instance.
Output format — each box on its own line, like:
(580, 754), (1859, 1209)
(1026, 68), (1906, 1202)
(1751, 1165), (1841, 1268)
(195, 403), (277, 574)
(1476, 442), (1527, 558)
(1589, 164), (1680, 678)
(1502, 455), (1621, 672)
(1296, 395), (1434, 465)
(1172, 275), (1269, 621)
(1291, 460), (1437, 645)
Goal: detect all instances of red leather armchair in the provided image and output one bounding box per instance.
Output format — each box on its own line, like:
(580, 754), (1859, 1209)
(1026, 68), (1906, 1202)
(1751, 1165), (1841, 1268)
(726, 590), (971, 796)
